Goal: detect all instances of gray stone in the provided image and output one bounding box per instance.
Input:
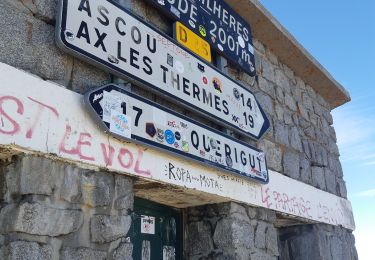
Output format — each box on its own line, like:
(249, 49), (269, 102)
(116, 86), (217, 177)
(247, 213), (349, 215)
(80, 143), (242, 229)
(254, 222), (267, 249)
(289, 127), (302, 152)
(275, 86), (284, 104)
(0, 1), (72, 82)
(283, 64), (295, 80)
(0, 241), (52, 260)
(297, 102), (309, 120)
(311, 167), (326, 190)
(325, 169), (337, 194)
(265, 225), (279, 256)
(302, 139), (312, 159)
(258, 77), (276, 98)
(285, 93), (297, 111)
(253, 39), (266, 55)
(112, 242), (133, 260)
(250, 250), (276, 260)
(256, 208), (276, 223)
(21, 0), (58, 22)
(274, 103), (284, 121)
(61, 170), (113, 207)
(283, 150), (300, 179)
(70, 59), (111, 94)
(337, 179), (348, 198)
(90, 215), (131, 243)
(261, 58), (276, 83)
(266, 49), (278, 65)
(258, 139), (282, 172)
(187, 221), (213, 256)
(303, 125), (316, 139)
(0, 202), (83, 236)
(114, 175), (133, 211)
(255, 92), (273, 115)
(213, 219), (253, 250)
(60, 247), (107, 260)
(4, 156), (62, 197)
(300, 155), (312, 184)
(329, 126), (337, 142)
(274, 122), (289, 146)
(283, 110), (293, 125)
(306, 84), (317, 100)
(229, 202), (250, 223)
(274, 69), (291, 93)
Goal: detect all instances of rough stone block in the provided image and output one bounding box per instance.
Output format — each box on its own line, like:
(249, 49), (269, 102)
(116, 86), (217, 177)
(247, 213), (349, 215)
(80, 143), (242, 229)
(90, 215), (131, 243)
(0, 202), (83, 236)
(60, 247), (107, 260)
(275, 86), (284, 104)
(274, 103), (284, 121)
(21, 0), (58, 22)
(258, 77), (276, 98)
(336, 179), (348, 198)
(311, 167), (326, 190)
(289, 127), (303, 152)
(274, 69), (291, 93)
(265, 225), (279, 256)
(283, 150), (300, 180)
(258, 139), (282, 172)
(324, 169), (337, 195)
(255, 92), (273, 115)
(114, 175), (133, 211)
(250, 250), (277, 260)
(300, 155), (312, 184)
(254, 222), (267, 249)
(61, 170), (113, 207)
(70, 59), (111, 94)
(213, 219), (253, 250)
(274, 122), (289, 146)
(111, 242), (133, 260)
(4, 156), (59, 197)
(261, 58), (276, 83)
(229, 202), (250, 223)
(0, 1), (72, 83)
(285, 93), (297, 111)
(187, 221), (213, 256)
(0, 241), (52, 260)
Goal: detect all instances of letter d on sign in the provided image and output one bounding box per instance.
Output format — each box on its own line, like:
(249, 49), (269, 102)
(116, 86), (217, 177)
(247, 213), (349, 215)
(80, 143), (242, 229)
(178, 24), (188, 43)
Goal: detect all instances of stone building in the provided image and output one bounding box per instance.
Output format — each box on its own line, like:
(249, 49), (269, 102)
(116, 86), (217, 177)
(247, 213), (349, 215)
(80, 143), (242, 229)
(0, 0), (357, 259)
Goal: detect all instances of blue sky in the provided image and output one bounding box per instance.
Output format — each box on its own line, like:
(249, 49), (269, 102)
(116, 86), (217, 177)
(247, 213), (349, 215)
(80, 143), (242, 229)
(258, 0), (375, 259)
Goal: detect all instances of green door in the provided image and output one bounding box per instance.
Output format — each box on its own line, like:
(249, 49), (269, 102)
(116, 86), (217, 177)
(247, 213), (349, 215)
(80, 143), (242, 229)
(130, 198), (182, 260)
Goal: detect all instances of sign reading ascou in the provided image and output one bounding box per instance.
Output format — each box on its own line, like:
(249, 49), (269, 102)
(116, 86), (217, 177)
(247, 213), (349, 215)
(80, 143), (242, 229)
(56, 0), (270, 140)
(147, 0), (256, 76)
(85, 84), (269, 183)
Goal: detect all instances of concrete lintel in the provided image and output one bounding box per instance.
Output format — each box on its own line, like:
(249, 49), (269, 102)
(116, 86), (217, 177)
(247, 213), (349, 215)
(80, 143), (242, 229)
(229, 0), (350, 109)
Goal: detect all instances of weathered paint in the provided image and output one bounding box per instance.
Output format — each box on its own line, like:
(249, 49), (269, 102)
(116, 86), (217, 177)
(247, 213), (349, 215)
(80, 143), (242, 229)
(0, 62), (355, 230)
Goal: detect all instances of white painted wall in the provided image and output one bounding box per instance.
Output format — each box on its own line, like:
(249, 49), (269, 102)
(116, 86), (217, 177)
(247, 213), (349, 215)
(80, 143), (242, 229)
(0, 63), (355, 230)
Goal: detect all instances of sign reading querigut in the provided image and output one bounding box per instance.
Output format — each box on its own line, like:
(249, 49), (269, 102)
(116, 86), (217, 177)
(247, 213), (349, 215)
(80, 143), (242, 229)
(56, 0), (270, 140)
(84, 84), (269, 184)
(147, 0), (256, 76)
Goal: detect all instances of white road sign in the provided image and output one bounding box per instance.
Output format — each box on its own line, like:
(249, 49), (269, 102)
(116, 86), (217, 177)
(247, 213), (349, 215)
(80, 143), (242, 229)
(85, 84), (269, 183)
(56, 0), (270, 140)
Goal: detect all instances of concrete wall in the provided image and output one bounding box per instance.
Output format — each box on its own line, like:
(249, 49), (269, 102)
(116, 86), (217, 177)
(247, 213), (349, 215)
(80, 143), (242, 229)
(0, 0), (357, 259)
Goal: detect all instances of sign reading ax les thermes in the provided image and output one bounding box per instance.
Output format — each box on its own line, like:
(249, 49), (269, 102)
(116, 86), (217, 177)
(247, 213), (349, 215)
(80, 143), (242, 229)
(85, 85), (269, 183)
(56, 0), (270, 140)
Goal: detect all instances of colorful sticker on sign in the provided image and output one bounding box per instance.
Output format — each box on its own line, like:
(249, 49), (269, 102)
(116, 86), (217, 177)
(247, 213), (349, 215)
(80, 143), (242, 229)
(109, 111), (131, 138)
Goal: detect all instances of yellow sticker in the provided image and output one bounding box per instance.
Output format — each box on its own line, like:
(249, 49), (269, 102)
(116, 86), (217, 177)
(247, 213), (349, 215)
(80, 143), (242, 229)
(175, 22), (212, 63)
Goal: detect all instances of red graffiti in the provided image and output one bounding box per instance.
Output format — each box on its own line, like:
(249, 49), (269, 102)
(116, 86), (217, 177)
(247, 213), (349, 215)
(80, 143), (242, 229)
(101, 143), (115, 166)
(134, 147), (151, 176)
(59, 124), (95, 161)
(118, 148), (134, 169)
(0, 96), (24, 135)
(26, 97), (59, 138)
(261, 187), (272, 208)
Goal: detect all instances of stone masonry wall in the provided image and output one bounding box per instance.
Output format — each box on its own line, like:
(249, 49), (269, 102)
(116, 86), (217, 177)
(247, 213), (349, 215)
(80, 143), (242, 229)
(0, 155), (134, 259)
(185, 202), (279, 260)
(0, 0), (357, 259)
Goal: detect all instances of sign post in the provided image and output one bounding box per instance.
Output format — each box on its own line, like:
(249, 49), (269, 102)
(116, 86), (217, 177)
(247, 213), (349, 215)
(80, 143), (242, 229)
(84, 84), (269, 183)
(56, 0), (269, 140)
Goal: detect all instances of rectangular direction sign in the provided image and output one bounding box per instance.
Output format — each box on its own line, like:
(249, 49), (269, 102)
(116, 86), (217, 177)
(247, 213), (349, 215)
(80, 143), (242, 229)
(174, 21), (212, 63)
(146, 0), (256, 76)
(56, 0), (270, 140)
(85, 84), (269, 183)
